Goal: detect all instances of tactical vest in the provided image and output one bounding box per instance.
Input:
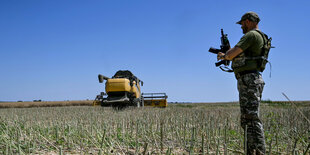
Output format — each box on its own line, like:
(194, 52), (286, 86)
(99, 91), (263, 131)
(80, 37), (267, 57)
(232, 30), (272, 73)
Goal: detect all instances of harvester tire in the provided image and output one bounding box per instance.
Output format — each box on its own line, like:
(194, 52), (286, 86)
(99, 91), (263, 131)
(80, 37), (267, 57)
(132, 98), (141, 107)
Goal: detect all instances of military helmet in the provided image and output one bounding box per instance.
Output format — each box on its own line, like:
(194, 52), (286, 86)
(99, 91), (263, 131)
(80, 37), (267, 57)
(236, 11), (260, 24)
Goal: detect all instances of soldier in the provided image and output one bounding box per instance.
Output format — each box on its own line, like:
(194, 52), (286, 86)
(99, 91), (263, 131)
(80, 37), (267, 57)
(217, 12), (267, 154)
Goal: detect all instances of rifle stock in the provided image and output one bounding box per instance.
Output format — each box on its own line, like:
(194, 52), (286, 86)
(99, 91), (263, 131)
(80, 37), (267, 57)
(215, 60), (230, 67)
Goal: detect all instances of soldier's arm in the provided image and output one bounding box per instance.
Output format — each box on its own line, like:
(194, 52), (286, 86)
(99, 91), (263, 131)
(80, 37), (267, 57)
(217, 46), (243, 61)
(225, 46), (243, 60)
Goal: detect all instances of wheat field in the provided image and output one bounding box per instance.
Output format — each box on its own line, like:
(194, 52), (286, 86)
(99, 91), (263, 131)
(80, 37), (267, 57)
(0, 102), (309, 154)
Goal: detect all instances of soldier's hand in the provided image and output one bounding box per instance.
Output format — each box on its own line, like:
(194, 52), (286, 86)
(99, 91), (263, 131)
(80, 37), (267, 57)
(217, 52), (225, 61)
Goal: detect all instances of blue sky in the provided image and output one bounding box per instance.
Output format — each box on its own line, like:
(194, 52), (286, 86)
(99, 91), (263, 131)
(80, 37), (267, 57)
(1, 0), (309, 102)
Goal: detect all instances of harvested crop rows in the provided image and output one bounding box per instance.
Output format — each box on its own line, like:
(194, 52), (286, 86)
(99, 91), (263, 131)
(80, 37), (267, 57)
(0, 100), (93, 108)
(0, 102), (309, 154)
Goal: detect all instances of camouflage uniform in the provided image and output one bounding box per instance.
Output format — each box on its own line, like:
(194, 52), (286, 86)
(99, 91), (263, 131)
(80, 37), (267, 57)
(233, 12), (267, 154)
(236, 72), (266, 154)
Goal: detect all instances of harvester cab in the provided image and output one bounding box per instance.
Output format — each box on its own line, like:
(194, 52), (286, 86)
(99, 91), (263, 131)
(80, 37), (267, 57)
(94, 70), (144, 107)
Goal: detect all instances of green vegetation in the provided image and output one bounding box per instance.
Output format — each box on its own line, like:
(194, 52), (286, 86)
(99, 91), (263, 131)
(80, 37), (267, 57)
(0, 103), (309, 154)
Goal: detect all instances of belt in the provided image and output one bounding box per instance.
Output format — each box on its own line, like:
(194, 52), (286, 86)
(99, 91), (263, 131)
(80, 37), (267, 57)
(235, 70), (260, 79)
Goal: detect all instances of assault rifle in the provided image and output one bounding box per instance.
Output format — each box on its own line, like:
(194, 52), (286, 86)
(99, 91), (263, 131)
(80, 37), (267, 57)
(209, 29), (232, 72)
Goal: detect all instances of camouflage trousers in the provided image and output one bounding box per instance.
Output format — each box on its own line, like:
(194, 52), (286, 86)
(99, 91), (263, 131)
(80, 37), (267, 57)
(237, 72), (266, 155)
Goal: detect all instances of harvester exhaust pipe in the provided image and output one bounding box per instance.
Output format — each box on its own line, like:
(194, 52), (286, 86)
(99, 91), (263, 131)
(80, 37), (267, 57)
(98, 74), (109, 83)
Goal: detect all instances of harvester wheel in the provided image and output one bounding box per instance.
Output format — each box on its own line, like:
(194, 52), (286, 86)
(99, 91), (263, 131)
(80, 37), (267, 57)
(136, 100), (140, 107)
(132, 98), (141, 107)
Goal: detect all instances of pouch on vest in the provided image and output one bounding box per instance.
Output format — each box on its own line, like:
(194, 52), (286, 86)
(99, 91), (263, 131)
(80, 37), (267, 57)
(232, 53), (246, 69)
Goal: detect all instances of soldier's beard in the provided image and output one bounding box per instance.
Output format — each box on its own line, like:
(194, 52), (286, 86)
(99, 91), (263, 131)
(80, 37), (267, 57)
(242, 26), (248, 34)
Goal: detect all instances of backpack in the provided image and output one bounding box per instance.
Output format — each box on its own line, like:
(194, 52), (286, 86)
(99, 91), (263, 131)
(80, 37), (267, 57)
(255, 30), (273, 72)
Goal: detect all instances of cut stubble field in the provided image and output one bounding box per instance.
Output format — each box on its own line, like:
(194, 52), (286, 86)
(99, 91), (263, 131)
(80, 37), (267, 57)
(0, 100), (93, 108)
(0, 102), (309, 154)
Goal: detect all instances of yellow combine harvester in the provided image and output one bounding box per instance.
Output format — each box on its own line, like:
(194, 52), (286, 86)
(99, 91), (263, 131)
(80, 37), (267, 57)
(93, 70), (168, 108)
